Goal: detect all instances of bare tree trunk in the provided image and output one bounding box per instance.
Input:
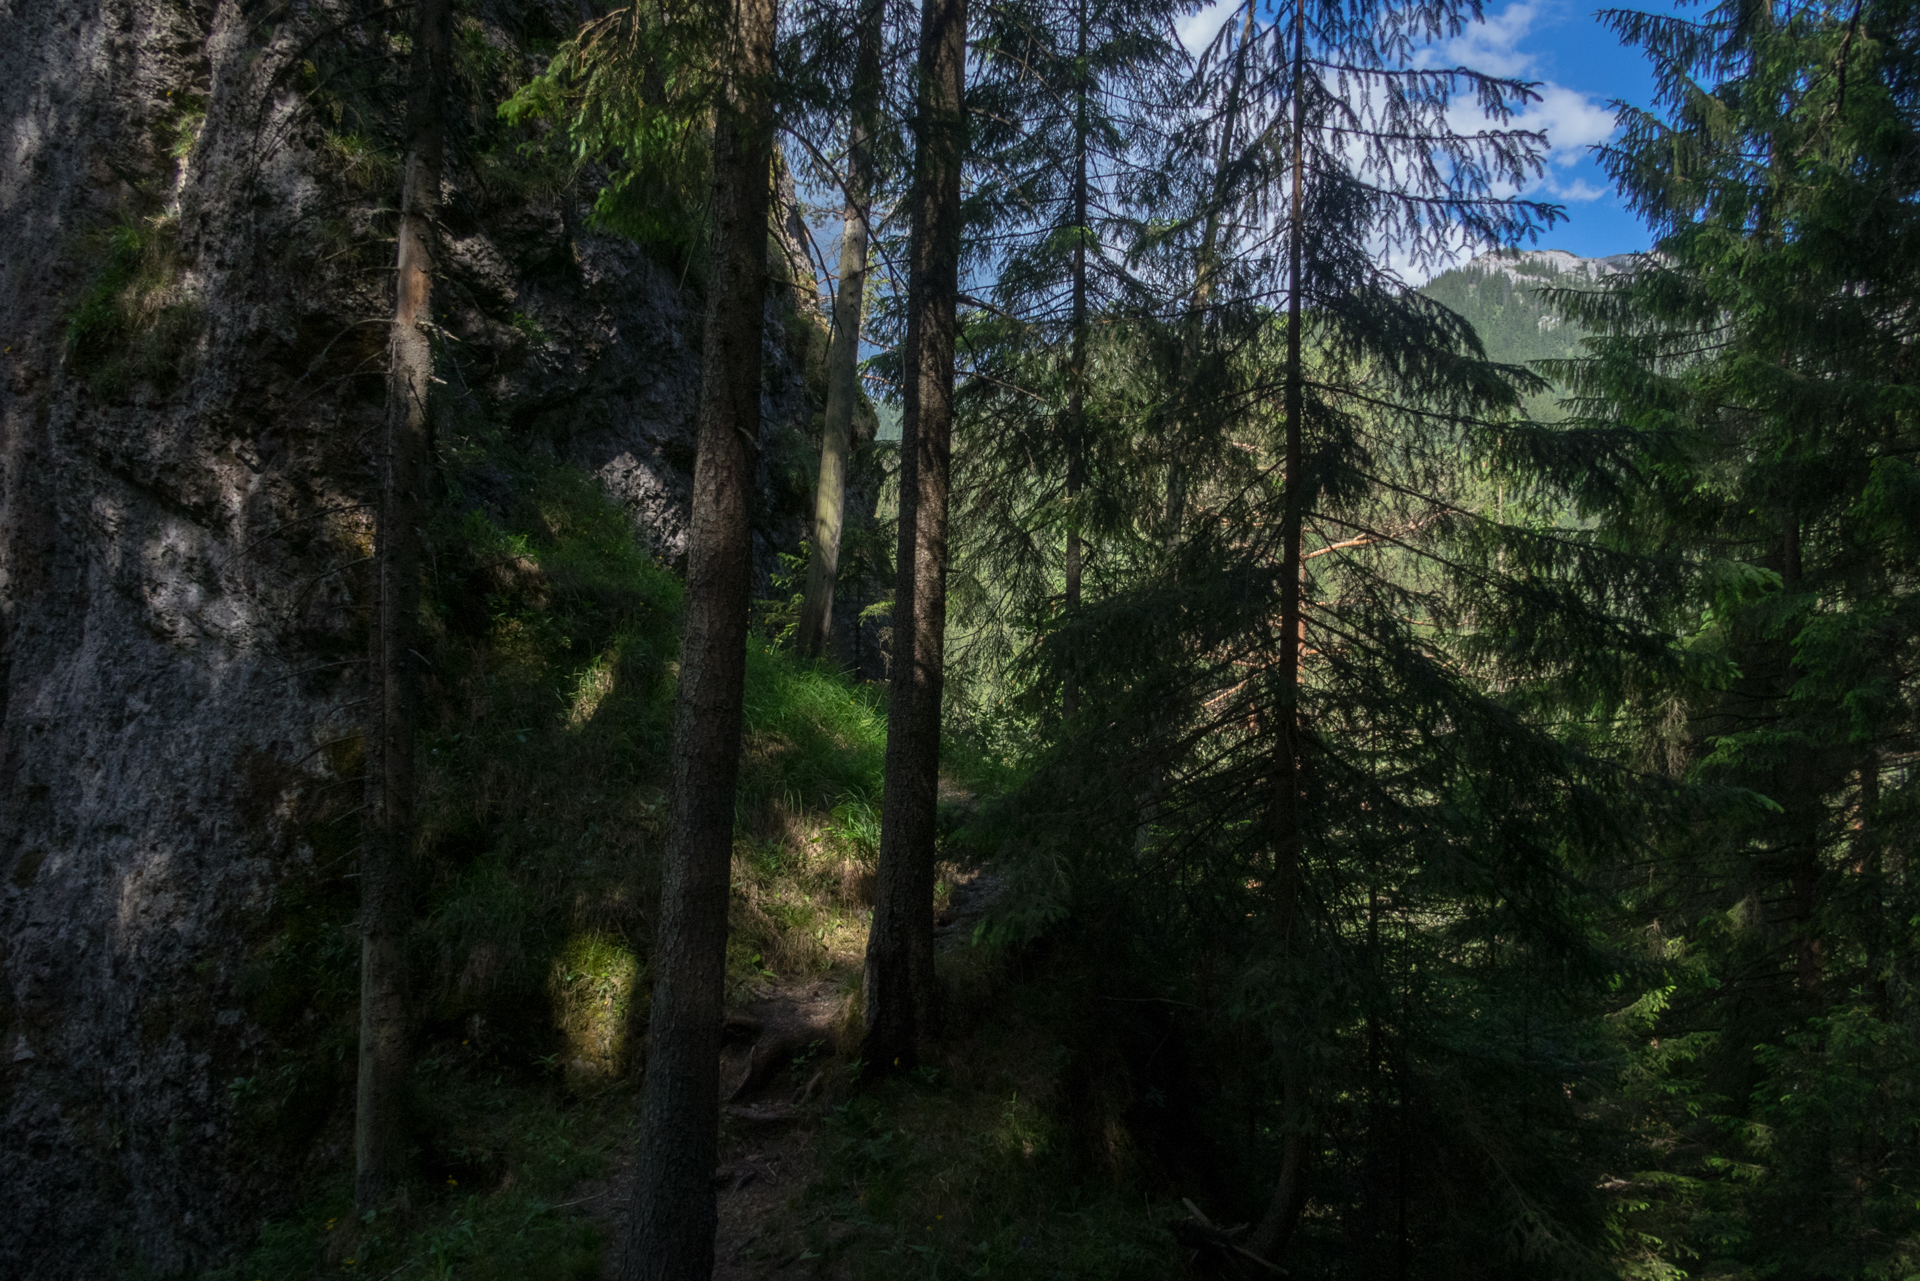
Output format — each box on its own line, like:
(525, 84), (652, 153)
(864, 0), (967, 1075)
(1858, 757), (1887, 1013)
(796, 0), (883, 660)
(1061, 0), (1088, 720)
(355, 0), (450, 1214)
(1777, 515), (1828, 997)
(1246, 1), (1311, 1262)
(620, 0), (775, 1273)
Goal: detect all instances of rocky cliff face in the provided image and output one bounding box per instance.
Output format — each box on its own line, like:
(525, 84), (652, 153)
(1457, 246), (1637, 286)
(0, 0), (826, 1273)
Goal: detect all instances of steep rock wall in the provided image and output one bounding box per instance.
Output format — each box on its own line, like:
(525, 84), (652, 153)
(0, 0), (821, 1272)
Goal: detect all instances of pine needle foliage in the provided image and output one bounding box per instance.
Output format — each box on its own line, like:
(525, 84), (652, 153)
(937, 0), (1185, 705)
(499, 3), (726, 270)
(1557, 1), (1920, 1273)
(963, 0), (1694, 1270)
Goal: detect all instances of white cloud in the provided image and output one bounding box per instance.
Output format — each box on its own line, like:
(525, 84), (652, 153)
(1379, 6), (1621, 280)
(1176, 0), (1236, 56)
(1180, 0), (1617, 187)
(1425, 3), (1618, 199)
(1378, 225), (1485, 286)
(1543, 175), (1608, 201)
(1169, 0), (1621, 285)
(1517, 83), (1617, 171)
(1429, 1), (1541, 78)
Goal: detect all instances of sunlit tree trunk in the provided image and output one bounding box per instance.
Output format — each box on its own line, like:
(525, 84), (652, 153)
(620, 0), (775, 1272)
(864, 0), (967, 1075)
(356, 0), (450, 1214)
(796, 0), (883, 660)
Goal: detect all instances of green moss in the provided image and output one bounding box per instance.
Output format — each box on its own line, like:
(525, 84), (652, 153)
(62, 215), (201, 399)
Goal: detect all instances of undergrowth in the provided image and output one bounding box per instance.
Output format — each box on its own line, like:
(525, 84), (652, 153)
(799, 1000), (1189, 1281)
(210, 428), (904, 1278)
(211, 327), (1183, 1280)
(204, 1088), (609, 1281)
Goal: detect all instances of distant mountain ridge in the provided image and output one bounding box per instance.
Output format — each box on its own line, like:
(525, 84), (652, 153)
(1458, 247), (1637, 286)
(1419, 248), (1636, 417)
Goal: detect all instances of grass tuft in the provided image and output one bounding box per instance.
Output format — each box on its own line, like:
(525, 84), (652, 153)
(63, 214), (202, 398)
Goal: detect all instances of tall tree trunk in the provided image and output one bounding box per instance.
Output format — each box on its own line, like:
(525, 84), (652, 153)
(1061, 0), (1088, 719)
(796, 0), (883, 660)
(1138, 2), (1256, 858)
(356, 0), (450, 1213)
(1247, 1), (1311, 1261)
(1858, 757), (1886, 1013)
(1162, 0), (1254, 551)
(864, 0), (968, 1075)
(1778, 515), (1827, 996)
(620, 0), (775, 1273)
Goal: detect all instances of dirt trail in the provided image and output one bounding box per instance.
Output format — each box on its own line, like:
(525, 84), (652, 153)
(589, 862), (1006, 1278)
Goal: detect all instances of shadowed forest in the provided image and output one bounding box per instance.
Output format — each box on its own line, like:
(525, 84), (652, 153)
(2, 0), (1917, 1278)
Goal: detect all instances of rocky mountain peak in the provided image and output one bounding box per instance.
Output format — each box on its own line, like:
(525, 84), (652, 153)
(1457, 246), (1639, 284)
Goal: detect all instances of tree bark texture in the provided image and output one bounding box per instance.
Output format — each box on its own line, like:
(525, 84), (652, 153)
(864, 0), (968, 1075)
(1247, 3), (1311, 1262)
(796, 0), (883, 660)
(356, 0), (450, 1213)
(620, 0), (776, 1273)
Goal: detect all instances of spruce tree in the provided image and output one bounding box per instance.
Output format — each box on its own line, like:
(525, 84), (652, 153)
(1562, 1), (1920, 1271)
(947, 0), (1184, 710)
(973, 0), (1689, 1268)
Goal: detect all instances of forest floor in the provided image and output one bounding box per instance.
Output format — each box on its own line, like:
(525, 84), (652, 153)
(584, 861), (1008, 1280)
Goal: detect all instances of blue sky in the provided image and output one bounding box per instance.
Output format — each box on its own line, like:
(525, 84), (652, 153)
(1176, 0), (1677, 265)
(1437, 0), (1667, 259)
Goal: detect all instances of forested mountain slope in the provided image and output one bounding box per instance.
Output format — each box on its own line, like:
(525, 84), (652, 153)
(1420, 248), (1632, 417)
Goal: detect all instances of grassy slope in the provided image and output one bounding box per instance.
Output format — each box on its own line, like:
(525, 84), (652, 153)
(207, 429), (1180, 1280)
